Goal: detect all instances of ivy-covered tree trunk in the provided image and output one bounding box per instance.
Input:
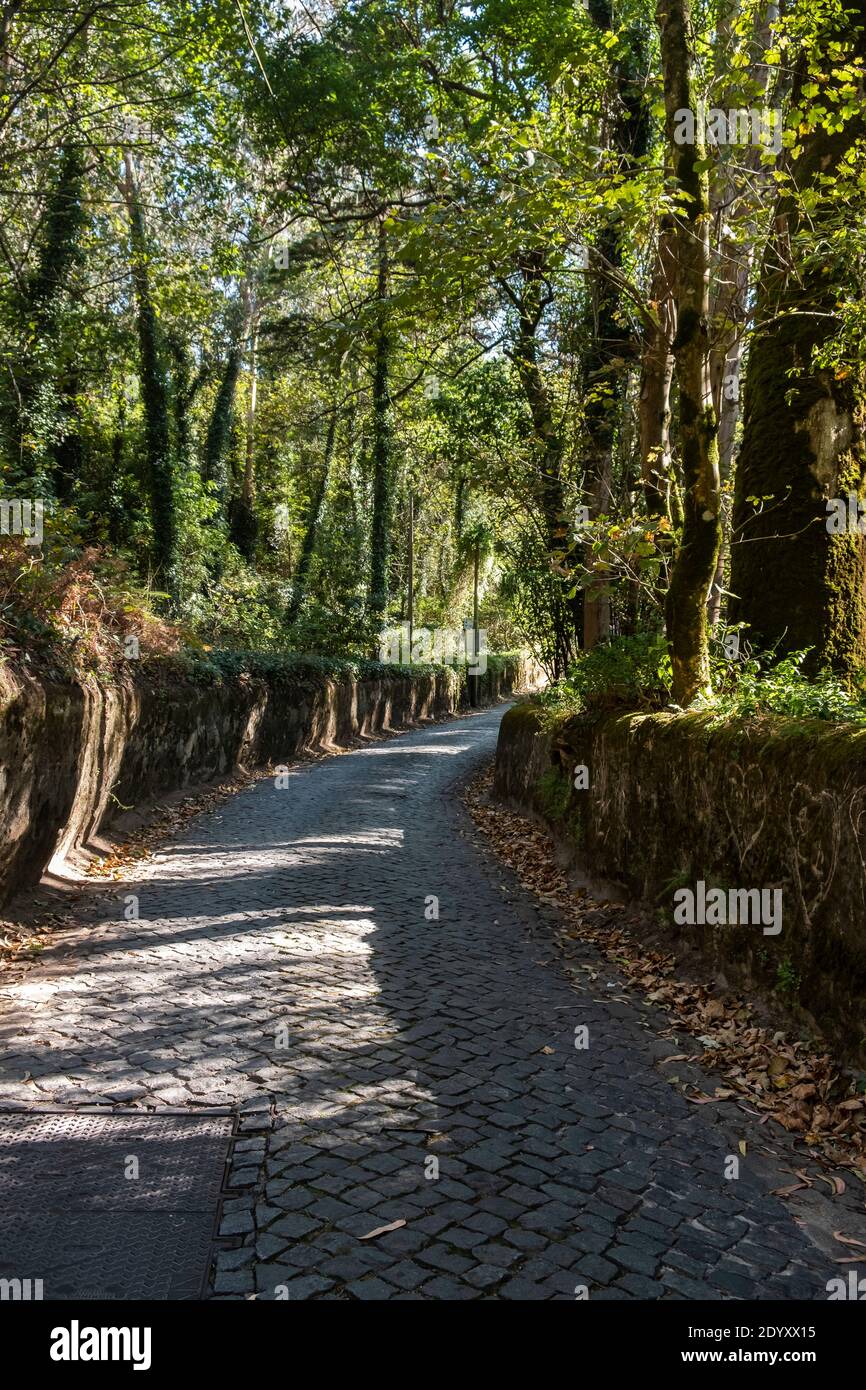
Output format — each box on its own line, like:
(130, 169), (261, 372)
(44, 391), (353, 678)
(231, 311), (259, 562)
(168, 335), (207, 475)
(730, 8), (866, 673)
(122, 152), (177, 596)
(510, 251), (578, 679)
(287, 407), (337, 625)
(107, 385), (128, 546)
(52, 366), (81, 503)
(204, 339), (243, 516)
(10, 143), (86, 489)
(369, 216), (393, 621)
(657, 0), (722, 705)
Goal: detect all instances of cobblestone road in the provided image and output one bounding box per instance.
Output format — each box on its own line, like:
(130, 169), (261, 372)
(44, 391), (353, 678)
(0, 706), (860, 1299)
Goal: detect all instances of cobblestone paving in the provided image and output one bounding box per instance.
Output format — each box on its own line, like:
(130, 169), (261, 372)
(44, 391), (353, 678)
(0, 706), (861, 1300)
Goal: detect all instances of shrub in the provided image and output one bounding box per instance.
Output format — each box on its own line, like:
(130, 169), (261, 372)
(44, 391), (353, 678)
(0, 534), (185, 678)
(537, 634), (866, 726)
(710, 647), (866, 723)
(538, 633), (672, 721)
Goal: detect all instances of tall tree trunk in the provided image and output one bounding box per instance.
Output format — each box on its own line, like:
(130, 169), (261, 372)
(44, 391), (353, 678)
(582, 223), (617, 652)
(639, 220), (678, 519)
(242, 324), (258, 508)
(345, 386), (361, 540)
(287, 407), (338, 625)
(706, 1), (776, 628)
(407, 490), (414, 656)
(730, 6), (866, 673)
(107, 385), (127, 546)
(168, 335), (207, 475)
(369, 216), (393, 620)
(121, 151), (177, 596)
(52, 366), (81, 503)
(204, 339), (243, 514)
(583, 1), (650, 647)
(470, 539), (480, 706)
(657, 0), (722, 704)
(510, 250), (578, 678)
(9, 143), (86, 488)
(231, 299), (259, 561)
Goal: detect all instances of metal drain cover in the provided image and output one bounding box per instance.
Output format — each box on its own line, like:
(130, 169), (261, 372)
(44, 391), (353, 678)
(0, 1111), (234, 1300)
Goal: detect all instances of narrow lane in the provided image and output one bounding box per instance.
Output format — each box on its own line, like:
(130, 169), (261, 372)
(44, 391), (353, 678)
(0, 706), (847, 1299)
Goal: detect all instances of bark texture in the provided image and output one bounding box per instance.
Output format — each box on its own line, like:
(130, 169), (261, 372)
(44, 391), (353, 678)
(657, 0), (722, 704)
(730, 5), (866, 672)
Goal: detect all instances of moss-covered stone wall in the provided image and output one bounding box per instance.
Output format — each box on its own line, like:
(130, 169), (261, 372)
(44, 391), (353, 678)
(495, 701), (866, 1062)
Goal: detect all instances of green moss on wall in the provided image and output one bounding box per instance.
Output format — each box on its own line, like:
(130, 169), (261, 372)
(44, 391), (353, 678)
(497, 701), (866, 1065)
(535, 766), (573, 823)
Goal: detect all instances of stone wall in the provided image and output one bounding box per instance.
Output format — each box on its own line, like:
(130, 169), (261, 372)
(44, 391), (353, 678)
(495, 701), (866, 1063)
(0, 656), (535, 906)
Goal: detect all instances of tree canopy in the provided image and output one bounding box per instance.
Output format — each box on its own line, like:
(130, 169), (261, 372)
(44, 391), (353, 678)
(2, 0), (866, 700)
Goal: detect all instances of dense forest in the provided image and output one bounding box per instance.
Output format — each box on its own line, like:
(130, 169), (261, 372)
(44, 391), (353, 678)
(2, 0), (866, 710)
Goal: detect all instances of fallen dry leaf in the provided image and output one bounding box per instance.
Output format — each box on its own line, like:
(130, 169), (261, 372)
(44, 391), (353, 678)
(358, 1219), (406, 1241)
(817, 1175), (846, 1196)
(833, 1230), (866, 1249)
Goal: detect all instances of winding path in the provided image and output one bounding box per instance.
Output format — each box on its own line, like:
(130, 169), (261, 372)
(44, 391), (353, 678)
(0, 705), (855, 1299)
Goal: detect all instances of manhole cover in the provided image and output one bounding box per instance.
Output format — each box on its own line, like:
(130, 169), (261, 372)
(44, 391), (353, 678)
(0, 1111), (234, 1300)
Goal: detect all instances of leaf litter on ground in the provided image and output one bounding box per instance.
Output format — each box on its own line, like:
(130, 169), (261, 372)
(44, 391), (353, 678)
(464, 763), (866, 1190)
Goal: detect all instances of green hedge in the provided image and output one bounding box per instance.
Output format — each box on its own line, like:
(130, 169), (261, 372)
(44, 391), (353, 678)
(139, 648), (522, 691)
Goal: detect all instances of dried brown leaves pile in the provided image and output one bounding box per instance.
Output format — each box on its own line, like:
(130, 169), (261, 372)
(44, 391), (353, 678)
(464, 765), (866, 1190)
(86, 777), (254, 881)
